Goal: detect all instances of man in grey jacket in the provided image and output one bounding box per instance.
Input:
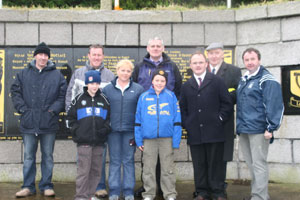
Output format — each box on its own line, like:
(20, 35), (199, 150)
(65, 44), (114, 110)
(65, 44), (114, 198)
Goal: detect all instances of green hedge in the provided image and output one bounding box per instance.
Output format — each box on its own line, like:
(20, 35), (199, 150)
(3, 0), (276, 9)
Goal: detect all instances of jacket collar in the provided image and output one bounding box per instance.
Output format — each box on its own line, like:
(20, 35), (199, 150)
(86, 61), (104, 71)
(29, 59), (56, 72)
(189, 72), (214, 91)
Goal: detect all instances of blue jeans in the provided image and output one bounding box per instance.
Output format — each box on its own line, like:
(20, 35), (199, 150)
(22, 133), (56, 193)
(96, 143), (107, 191)
(108, 131), (136, 196)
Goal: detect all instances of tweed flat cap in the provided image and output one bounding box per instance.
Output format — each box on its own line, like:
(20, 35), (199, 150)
(206, 42), (224, 51)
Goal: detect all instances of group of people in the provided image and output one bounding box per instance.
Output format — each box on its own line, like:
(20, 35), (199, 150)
(10, 36), (284, 200)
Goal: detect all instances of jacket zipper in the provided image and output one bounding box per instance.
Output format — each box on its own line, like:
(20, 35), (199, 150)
(92, 97), (96, 144)
(120, 91), (124, 131)
(156, 94), (160, 138)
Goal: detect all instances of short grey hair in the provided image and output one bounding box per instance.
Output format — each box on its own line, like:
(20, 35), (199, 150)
(147, 37), (164, 46)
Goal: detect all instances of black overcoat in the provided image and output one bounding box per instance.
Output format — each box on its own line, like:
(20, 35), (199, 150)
(214, 62), (241, 161)
(179, 72), (233, 145)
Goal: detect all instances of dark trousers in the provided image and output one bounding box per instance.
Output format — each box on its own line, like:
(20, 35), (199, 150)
(190, 142), (226, 199)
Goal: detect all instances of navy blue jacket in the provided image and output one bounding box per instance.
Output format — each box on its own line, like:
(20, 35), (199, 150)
(180, 72), (233, 145)
(67, 87), (111, 146)
(132, 52), (182, 98)
(11, 60), (67, 134)
(102, 78), (144, 132)
(236, 66), (284, 135)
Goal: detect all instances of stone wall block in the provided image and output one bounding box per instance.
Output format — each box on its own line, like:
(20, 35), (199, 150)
(40, 23), (72, 45)
(53, 140), (77, 163)
(52, 164), (76, 182)
(239, 162), (251, 180)
(6, 23), (38, 45)
(0, 141), (22, 163)
(0, 23), (4, 45)
(73, 23), (105, 45)
(30, 10), (181, 23)
(226, 161), (238, 180)
(268, 139), (292, 163)
(237, 20), (280, 45)
(235, 41), (300, 67)
(269, 163), (300, 183)
(235, 5), (267, 21)
(106, 24), (138, 46)
(135, 148), (142, 162)
(183, 10), (234, 22)
(282, 16), (300, 42)
(0, 164), (23, 182)
(173, 24), (204, 46)
(0, 9), (28, 22)
(275, 116), (300, 139)
(294, 141), (300, 163)
(140, 24), (171, 46)
(268, 1), (300, 18)
(205, 23), (236, 45)
(174, 139), (189, 162)
(175, 162), (193, 180)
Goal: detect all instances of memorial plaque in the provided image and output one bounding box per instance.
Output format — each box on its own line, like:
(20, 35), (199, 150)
(282, 65), (300, 115)
(1, 46), (234, 140)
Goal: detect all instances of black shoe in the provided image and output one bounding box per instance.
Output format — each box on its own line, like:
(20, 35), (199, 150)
(134, 186), (145, 198)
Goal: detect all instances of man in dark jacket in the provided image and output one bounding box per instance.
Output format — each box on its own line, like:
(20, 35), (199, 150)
(132, 37), (182, 197)
(180, 51), (233, 200)
(206, 43), (242, 196)
(237, 48), (284, 200)
(11, 42), (67, 198)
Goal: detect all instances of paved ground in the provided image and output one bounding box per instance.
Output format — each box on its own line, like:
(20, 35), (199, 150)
(1, 181), (300, 200)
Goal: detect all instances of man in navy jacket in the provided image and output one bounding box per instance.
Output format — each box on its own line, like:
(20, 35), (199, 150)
(180, 51), (232, 200)
(11, 42), (67, 198)
(236, 48), (284, 200)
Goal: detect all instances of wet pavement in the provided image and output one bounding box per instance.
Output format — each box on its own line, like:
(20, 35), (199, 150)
(1, 181), (300, 200)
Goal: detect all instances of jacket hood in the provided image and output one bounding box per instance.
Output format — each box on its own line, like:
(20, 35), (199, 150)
(29, 59), (56, 71)
(86, 60), (104, 71)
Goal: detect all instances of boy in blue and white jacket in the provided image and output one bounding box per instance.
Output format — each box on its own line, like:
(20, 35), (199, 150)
(135, 69), (182, 200)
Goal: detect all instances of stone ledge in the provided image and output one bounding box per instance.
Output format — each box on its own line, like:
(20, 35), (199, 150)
(183, 10), (235, 22)
(235, 5), (267, 21)
(0, 9), (28, 22)
(268, 1), (300, 18)
(28, 9), (182, 23)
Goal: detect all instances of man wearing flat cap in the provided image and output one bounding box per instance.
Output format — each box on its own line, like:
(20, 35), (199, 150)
(11, 42), (67, 198)
(206, 42), (241, 197)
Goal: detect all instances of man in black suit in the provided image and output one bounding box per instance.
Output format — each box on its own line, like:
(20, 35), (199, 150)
(180, 51), (233, 200)
(206, 43), (242, 195)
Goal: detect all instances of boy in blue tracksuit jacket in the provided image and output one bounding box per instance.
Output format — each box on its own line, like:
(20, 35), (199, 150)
(135, 69), (182, 200)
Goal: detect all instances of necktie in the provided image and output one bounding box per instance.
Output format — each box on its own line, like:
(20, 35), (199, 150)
(212, 68), (216, 75)
(198, 78), (202, 88)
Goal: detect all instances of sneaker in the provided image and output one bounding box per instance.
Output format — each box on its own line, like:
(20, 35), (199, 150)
(125, 195), (134, 200)
(15, 188), (34, 198)
(109, 195), (119, 200)
(95, 189), (108, 198)
(143, 197), (152, 200)
(168, 198), (176, 200)
(44, 189), (55, 197)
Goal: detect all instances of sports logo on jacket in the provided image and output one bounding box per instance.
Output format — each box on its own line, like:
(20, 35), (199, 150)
(290, 70), (300, 108)
(147, 103), (170, 115)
